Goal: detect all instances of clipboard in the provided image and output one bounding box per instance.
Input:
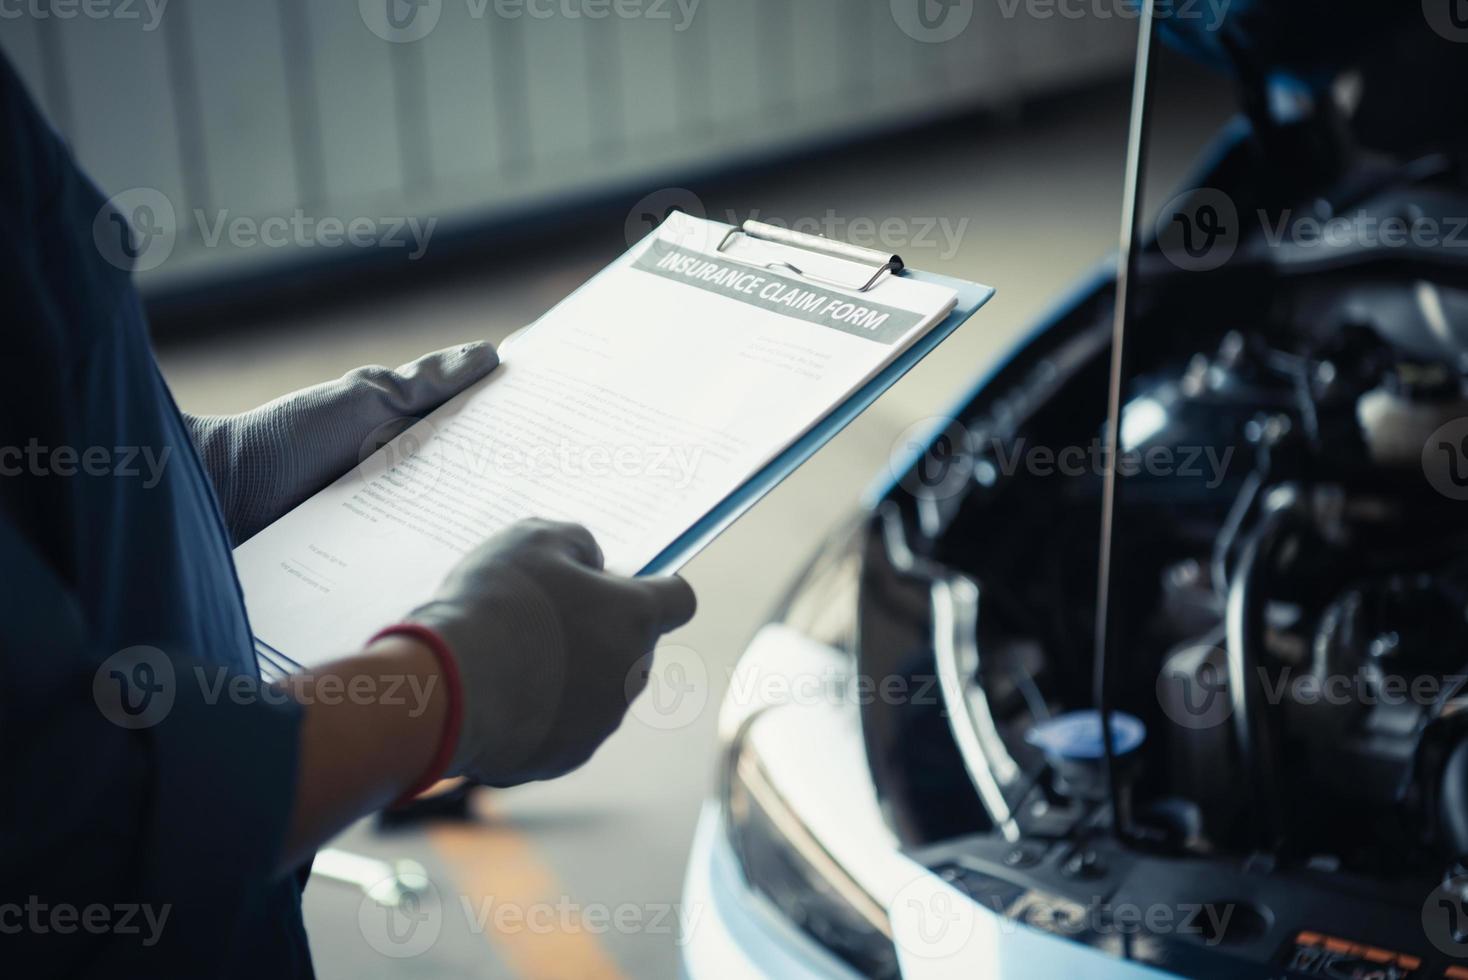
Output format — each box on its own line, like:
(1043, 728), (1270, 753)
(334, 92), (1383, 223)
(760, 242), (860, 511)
(635, 215), (995, 576)
(249, 213), (993, 679)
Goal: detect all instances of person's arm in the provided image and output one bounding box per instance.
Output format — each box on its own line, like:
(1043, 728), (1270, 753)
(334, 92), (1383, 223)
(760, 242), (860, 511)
(3, 513), (692, 973)
(277, 518), (696, 868)
(275, 633), (445, 870)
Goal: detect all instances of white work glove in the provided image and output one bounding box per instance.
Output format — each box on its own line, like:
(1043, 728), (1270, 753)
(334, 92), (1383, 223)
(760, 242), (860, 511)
(185, 342), (499, 544)
(406, 519), (697, 787)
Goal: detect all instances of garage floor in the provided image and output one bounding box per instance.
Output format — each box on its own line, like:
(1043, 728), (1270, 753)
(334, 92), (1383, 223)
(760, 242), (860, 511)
(156, 64), (1232, 980)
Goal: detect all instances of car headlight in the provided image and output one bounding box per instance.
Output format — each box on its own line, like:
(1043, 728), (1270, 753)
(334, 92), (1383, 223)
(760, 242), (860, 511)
(713, 518), (913, 977)
(722, 709), (899, 980)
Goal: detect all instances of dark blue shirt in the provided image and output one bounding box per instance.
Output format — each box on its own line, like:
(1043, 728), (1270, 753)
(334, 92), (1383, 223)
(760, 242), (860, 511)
(0, 56), (310, 977)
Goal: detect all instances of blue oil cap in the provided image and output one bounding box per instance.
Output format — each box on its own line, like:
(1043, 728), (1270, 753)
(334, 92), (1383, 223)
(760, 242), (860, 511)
(1026, 710), (1146, 762)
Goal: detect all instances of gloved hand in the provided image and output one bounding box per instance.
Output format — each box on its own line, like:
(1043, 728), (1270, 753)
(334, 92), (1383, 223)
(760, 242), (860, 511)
(405, 519), (696, 787)
(185, 342), (499, 544)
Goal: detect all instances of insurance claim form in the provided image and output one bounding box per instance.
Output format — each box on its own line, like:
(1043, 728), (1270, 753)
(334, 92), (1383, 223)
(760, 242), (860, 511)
(234, 212), (959, 668)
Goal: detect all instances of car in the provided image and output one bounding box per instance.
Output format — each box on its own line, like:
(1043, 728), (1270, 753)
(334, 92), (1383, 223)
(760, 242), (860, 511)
(681, 4), (1468, 977)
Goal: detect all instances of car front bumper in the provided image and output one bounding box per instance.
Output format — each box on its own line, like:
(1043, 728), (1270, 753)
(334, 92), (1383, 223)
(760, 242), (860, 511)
(679, 802), (862, 980)
(678, 623), (1178, 980)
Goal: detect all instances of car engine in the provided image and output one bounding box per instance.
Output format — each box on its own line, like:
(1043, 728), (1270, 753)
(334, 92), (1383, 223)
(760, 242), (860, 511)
(850, 31), (1468, 977)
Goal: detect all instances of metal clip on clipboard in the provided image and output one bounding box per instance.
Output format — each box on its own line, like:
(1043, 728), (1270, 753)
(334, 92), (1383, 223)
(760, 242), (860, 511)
(716, 219), (905, 294)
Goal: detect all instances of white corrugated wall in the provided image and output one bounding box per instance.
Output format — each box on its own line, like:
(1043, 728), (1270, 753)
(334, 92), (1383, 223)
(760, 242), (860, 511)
(1, 0), (1136, 294)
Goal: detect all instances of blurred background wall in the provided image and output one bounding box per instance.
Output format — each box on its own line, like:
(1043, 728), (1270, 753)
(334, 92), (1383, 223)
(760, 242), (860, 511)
(2, 0), (1133, 302)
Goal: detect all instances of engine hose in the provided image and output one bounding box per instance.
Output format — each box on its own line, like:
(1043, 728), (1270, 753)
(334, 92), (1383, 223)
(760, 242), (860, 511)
(1440, 739), (1468, 861)
(1226, 488), (1299, 850)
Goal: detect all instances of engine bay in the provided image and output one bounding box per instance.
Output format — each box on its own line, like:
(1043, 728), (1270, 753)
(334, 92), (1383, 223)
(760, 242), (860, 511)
(858, 72), (1468, 979)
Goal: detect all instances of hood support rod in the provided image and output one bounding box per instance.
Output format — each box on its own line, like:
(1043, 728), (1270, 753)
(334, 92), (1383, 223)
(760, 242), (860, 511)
(1093, 0), (1158, 846)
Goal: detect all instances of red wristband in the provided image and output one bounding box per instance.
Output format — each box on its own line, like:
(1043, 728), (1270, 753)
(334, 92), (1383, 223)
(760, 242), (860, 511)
(369, 622), (464, 809)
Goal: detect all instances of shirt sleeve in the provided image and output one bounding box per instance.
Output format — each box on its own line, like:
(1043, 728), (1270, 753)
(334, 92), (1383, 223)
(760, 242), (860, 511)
(0, 511), (304, 975)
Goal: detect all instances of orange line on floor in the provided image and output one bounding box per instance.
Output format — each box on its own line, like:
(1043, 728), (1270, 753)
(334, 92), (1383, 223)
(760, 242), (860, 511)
(426, 796), (631, 980)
